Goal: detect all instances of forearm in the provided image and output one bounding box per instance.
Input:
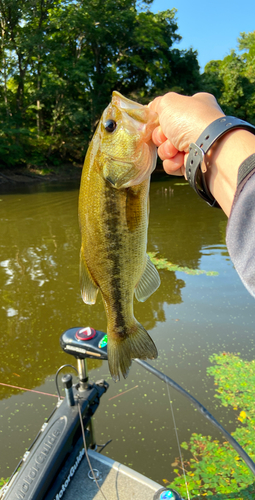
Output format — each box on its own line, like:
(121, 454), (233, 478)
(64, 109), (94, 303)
(204, 129), (255, 216)
(149, 91), (255, 297)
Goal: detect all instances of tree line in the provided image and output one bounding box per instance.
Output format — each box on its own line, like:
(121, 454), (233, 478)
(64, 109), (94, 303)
(0, 0), (254, 169)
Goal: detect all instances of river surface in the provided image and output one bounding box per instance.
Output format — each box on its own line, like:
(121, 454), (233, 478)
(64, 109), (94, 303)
(0, 176), (255, 485)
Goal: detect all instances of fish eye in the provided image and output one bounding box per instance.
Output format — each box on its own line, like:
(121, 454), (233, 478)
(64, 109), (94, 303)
(104, 119), (117, 133)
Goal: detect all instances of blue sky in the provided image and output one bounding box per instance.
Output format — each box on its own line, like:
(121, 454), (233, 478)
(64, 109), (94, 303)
(151, 0), (255, 72)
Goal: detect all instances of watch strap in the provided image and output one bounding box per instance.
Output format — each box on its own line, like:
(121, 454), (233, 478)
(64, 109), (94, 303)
(186, 116), (255, 207)
(237, 153), (255, 186)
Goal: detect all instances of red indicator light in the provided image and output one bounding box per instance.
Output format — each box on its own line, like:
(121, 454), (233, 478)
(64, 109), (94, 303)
(75, 327), (96, 341)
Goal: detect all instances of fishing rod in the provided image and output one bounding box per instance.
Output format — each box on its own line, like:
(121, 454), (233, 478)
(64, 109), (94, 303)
(135, 358), (255, 476)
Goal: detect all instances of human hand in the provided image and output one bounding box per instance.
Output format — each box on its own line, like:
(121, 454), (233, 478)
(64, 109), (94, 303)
(149, 92), (225, 175)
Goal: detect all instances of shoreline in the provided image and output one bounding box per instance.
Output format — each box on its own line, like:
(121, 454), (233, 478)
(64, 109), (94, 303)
(0, 165), (83, 187)
(0, 163), (167, 189)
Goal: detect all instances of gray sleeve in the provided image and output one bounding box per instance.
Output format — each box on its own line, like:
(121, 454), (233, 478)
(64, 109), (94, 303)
(226, 154), (255, 297)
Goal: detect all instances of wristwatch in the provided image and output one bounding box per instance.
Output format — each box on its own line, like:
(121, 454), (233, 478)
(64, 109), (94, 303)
(185, 116), (255, 207)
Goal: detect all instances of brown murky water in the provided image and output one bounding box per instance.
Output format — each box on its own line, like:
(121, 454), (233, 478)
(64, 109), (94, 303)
(0, 176), (255, 485)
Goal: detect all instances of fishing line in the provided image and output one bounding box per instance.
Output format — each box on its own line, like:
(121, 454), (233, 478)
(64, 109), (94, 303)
(77, 397), (109, 500)
(135, 358), (255, 476)
(0, 381), (63, 398)
(165, 378), (190, 500)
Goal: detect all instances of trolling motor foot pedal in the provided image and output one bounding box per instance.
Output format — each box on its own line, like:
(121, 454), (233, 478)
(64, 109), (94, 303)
(60, 327), (108, 392)
(60, 327), (108, 361)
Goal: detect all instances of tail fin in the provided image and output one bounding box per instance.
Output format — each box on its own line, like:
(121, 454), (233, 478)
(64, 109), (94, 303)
(107, 322), (158, 381)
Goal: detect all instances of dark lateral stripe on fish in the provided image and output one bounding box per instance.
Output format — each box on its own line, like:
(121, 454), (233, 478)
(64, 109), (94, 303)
(104, 186), (128, 339)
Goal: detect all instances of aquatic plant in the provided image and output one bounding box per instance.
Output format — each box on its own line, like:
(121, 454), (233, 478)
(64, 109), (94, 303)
(0, 477), (9, 488)
(168, 353), (255, 498)
(148, 252), (218, 277)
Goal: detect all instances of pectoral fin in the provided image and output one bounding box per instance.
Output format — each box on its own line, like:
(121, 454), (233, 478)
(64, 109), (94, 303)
(79, 248), (99, 304)
(135, 255), (160, 302)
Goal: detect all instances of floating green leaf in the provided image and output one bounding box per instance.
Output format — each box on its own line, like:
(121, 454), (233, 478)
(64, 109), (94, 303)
(148, 252), (218, 277)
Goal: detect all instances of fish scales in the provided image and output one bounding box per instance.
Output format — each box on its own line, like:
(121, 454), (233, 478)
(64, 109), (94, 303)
(103, 182), (148, 335)
(78, 91), (160, 380)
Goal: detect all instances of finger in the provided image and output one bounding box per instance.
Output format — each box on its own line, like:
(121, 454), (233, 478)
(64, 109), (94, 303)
(162, 152), (185, 175)
(148, 96), (162, 114)
(152, 126), (167, 146)
(157, 140), (179, 161)
(163, 160), (184, 176)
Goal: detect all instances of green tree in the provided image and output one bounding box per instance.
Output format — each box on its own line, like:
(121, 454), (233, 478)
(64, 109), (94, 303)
(0, 0), (201, 168)
(202, 32), (255, 124)
(0, 0), (58, 165)
(239, 31), (255, 82)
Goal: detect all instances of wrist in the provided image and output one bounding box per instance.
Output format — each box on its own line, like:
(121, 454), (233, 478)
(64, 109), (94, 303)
(185, 116), (255, 215)
(205, 129), (255, 216)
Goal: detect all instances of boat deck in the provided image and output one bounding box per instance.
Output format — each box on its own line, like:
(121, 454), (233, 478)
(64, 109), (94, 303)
(63, 449), (163, 500)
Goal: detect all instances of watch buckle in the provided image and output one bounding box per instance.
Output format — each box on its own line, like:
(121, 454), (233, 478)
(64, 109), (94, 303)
(189, 143), (206, 172)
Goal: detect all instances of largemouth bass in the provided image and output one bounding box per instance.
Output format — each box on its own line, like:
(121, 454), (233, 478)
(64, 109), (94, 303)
(78, 91), (160, 380)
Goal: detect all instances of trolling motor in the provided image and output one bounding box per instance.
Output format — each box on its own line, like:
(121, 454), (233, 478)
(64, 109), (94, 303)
(0, 326), (184, 500)
(1, 327), (109, 500)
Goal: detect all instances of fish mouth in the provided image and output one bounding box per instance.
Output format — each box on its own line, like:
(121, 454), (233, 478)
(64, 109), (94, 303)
(111, 91), (159, 140)
(101, 92), (158, 188)
(112, 91), (145, 114)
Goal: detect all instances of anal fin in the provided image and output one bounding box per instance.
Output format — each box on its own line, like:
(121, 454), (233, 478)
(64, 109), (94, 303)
(135, 254), (160, 302)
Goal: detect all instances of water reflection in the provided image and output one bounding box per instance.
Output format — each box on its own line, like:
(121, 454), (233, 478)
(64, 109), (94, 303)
(0, 180), (192, 397)
(1, 177), (255, 482)
(0, 187), (81, 394)
(0, 178), (233, 397)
